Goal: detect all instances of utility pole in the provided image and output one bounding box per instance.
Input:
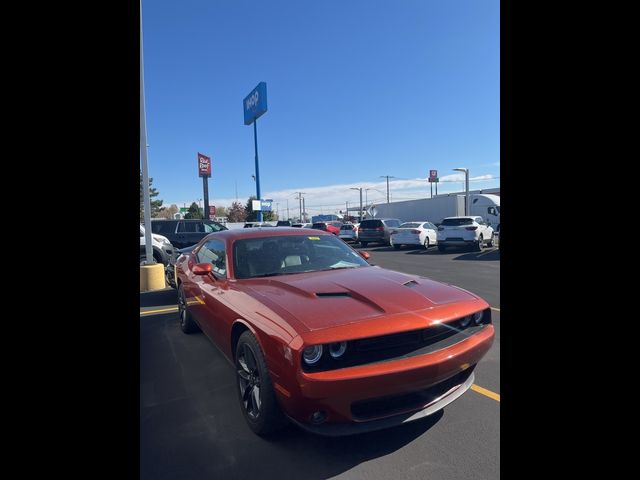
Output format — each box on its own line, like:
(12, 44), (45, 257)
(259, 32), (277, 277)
(302, 197), (306, 222)
(350, 187), (363, 222)
(140, 0), (154, 264)
(380, 175), (395, 203)
(296, 192), (306, 222)
(286, 199), (289, 221)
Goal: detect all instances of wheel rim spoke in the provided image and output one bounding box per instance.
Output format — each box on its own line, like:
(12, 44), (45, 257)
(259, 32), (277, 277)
(237, 369), (250, 381)
(243, 344), (257, 372)
(252, 386), (261, 410)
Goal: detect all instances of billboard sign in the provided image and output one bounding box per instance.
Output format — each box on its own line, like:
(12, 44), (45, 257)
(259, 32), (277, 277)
(198, 153), (211, 177)
(209, 206), (216, 217)
(243, 82), (268, 125)
(251, 199), (273, 211)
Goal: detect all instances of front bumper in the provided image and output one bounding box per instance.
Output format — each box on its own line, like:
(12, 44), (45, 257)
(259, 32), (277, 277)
(288, 369), (475, 436)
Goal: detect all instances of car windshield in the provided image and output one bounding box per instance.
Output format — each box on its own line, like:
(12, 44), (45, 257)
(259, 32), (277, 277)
(233, 234), (370, 279)
(442, 218), (474, 226)
(399, 222), (421, 228)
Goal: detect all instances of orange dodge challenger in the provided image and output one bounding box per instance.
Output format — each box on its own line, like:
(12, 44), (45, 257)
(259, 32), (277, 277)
(175, 228), (494, 436)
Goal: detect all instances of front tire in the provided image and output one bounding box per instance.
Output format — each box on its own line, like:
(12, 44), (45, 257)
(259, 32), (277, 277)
(438, 245), (446, 252)
(360, 241), (368, 248)
(393, 244), (401, 250)
(177, 285), (200, 334)
(235, 331), (287, 436)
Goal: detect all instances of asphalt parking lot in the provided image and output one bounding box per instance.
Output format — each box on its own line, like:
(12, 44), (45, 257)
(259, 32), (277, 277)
(140, 242), (500, 480)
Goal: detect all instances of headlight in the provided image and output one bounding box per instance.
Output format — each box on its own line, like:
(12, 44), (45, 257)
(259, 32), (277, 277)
(329, 341), (347, 358)
(302, 345), (323, 365)
(459, 315), (472, 328)
(472, 311), (484, 325)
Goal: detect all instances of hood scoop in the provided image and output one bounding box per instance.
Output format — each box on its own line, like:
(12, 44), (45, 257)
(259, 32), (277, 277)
(403, 280), (419, 288)
(316, 292), (352, 298)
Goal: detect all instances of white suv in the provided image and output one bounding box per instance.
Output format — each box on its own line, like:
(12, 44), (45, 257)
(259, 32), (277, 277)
(437, 216), (494, 252)
(140, 225), (174, 265)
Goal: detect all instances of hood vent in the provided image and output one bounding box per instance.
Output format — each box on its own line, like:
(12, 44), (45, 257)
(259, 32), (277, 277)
(316, 292), (352, 298)
(403, 280), (419, 288)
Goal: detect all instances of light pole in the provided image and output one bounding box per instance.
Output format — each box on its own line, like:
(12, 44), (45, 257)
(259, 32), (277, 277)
(379, 175), (395, 203)
(453, 168), (470, 215)
(350, 187), (363, 222)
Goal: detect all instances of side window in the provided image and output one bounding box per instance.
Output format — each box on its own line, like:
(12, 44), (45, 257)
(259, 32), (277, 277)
(178, 222), (198, 233)
(488, 206), (497, 216)
(203, 222), (223, 233)
(151, 221), (177, 235)
(197, 239), (227, 277)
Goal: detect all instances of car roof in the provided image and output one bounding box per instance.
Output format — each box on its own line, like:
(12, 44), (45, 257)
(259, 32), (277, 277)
(443, 216), (480, 220)
(204, 227), (332, 241)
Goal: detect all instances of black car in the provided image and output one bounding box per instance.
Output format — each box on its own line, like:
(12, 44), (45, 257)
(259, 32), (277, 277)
(150, 219), (227, 249)
(276, 220), (292, 227)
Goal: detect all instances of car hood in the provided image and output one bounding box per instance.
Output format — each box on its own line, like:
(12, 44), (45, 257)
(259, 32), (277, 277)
(242, 266), (478, 332)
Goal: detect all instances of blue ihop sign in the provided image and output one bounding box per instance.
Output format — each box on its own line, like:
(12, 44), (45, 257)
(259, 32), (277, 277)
(260, 199), (273, 211)
(243, 82), (268, 125)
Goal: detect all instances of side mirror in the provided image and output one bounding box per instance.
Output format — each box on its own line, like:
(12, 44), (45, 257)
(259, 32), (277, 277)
(193, 263), (213, 275)
(360, 251), (371, 260)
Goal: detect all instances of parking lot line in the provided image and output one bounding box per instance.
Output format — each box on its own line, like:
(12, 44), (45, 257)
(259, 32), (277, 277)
(140, 307), (178, 316)
(491, 307), (500, 312)
(471, 384), (500, 402)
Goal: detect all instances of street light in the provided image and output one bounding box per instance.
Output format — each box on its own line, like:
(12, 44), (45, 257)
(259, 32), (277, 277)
(350, 187), (363, 222)
(453, 168), (470, 215)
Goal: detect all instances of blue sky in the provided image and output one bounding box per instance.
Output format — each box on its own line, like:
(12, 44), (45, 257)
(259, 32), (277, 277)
(142, 0), (499, 217)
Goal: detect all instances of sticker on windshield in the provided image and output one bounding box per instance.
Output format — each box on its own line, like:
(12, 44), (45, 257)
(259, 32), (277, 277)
(308, 236), (320, 240)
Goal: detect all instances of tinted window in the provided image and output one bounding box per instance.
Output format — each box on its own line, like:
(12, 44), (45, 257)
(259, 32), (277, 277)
(151, 221), (177, 235)
(197, 239), (227, 277)
(340, 225), (354, 231)
(360, 220), (382, 228)
(442, 218), (473, 226)
(400, 223), (421, 229)
(384, 220), (401, 227)
(203, 221), (225, 233)
(311, 223), (325, 229)
(178, 221), (198, 233)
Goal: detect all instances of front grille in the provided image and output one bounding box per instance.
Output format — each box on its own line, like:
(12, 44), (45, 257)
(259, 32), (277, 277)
(301, 309), (491, 372)
(351, 367), (475, 421)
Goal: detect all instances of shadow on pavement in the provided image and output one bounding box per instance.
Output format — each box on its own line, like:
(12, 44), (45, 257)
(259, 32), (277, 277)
(453, 249), (500, 261)
(140, 288), (177, 308)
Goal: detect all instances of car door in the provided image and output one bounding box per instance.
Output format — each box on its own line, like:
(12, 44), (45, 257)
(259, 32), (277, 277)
(190, 238), (231, 346)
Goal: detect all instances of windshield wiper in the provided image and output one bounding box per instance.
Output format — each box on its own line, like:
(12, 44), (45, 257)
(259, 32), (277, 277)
(317, 266), (360, 272)
(256, 272), (290, 278)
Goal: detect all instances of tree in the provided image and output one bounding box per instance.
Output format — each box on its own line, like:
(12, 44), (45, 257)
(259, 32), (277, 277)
(140, 171), (164, 220)
(215, 206), (227, 218)
(157, 204), (179, 219)
(184, 202), (203, 219)
(227, 201), (247, 222)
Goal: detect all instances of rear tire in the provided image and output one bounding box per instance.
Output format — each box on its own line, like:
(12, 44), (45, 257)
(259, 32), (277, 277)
(235, 331), (287, 436)
(475, 235), (484, 252)
(438, 245), (446, 253)
(393, 244), (401, 250)
(178, 285), (200, 334)
(360, 241), (368, 247)
(423, 237), (430, 249)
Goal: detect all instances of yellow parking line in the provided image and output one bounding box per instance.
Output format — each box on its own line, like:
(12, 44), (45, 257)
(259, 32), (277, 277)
(471, 384), (500, 402)
(491, 307), (500, 312)
(140, 307), (178, 316)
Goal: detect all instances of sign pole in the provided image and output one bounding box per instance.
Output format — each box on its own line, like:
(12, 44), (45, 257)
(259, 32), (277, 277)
(140, 0), (154, 264)
(430, 181), (433, 198)
(203, 176), (210, 220)
(253, 119), (262, 222)
(436, 180), (438, 196)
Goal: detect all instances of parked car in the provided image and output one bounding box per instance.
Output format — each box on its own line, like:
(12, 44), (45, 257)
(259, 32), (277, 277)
(338, 223), (359, 242)
(357, 218), (402, 247)
(311, 221), (342, 235)
(390, 222), (438, 250)
(436, 216), (494, 252)
(150, 219), (227, 249)
(175, 228), (494, 436)
(291, 223), (313, 228)
(276, 220), (292, 227)
(140, 225), (174, 265)
(244, 222), (274, 228)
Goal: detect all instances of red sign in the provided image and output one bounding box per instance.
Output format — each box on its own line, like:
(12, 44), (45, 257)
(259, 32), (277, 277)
(198, 153), (211, 177)
(429, 170), (438, 179)
(209, 206), (216, 217)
